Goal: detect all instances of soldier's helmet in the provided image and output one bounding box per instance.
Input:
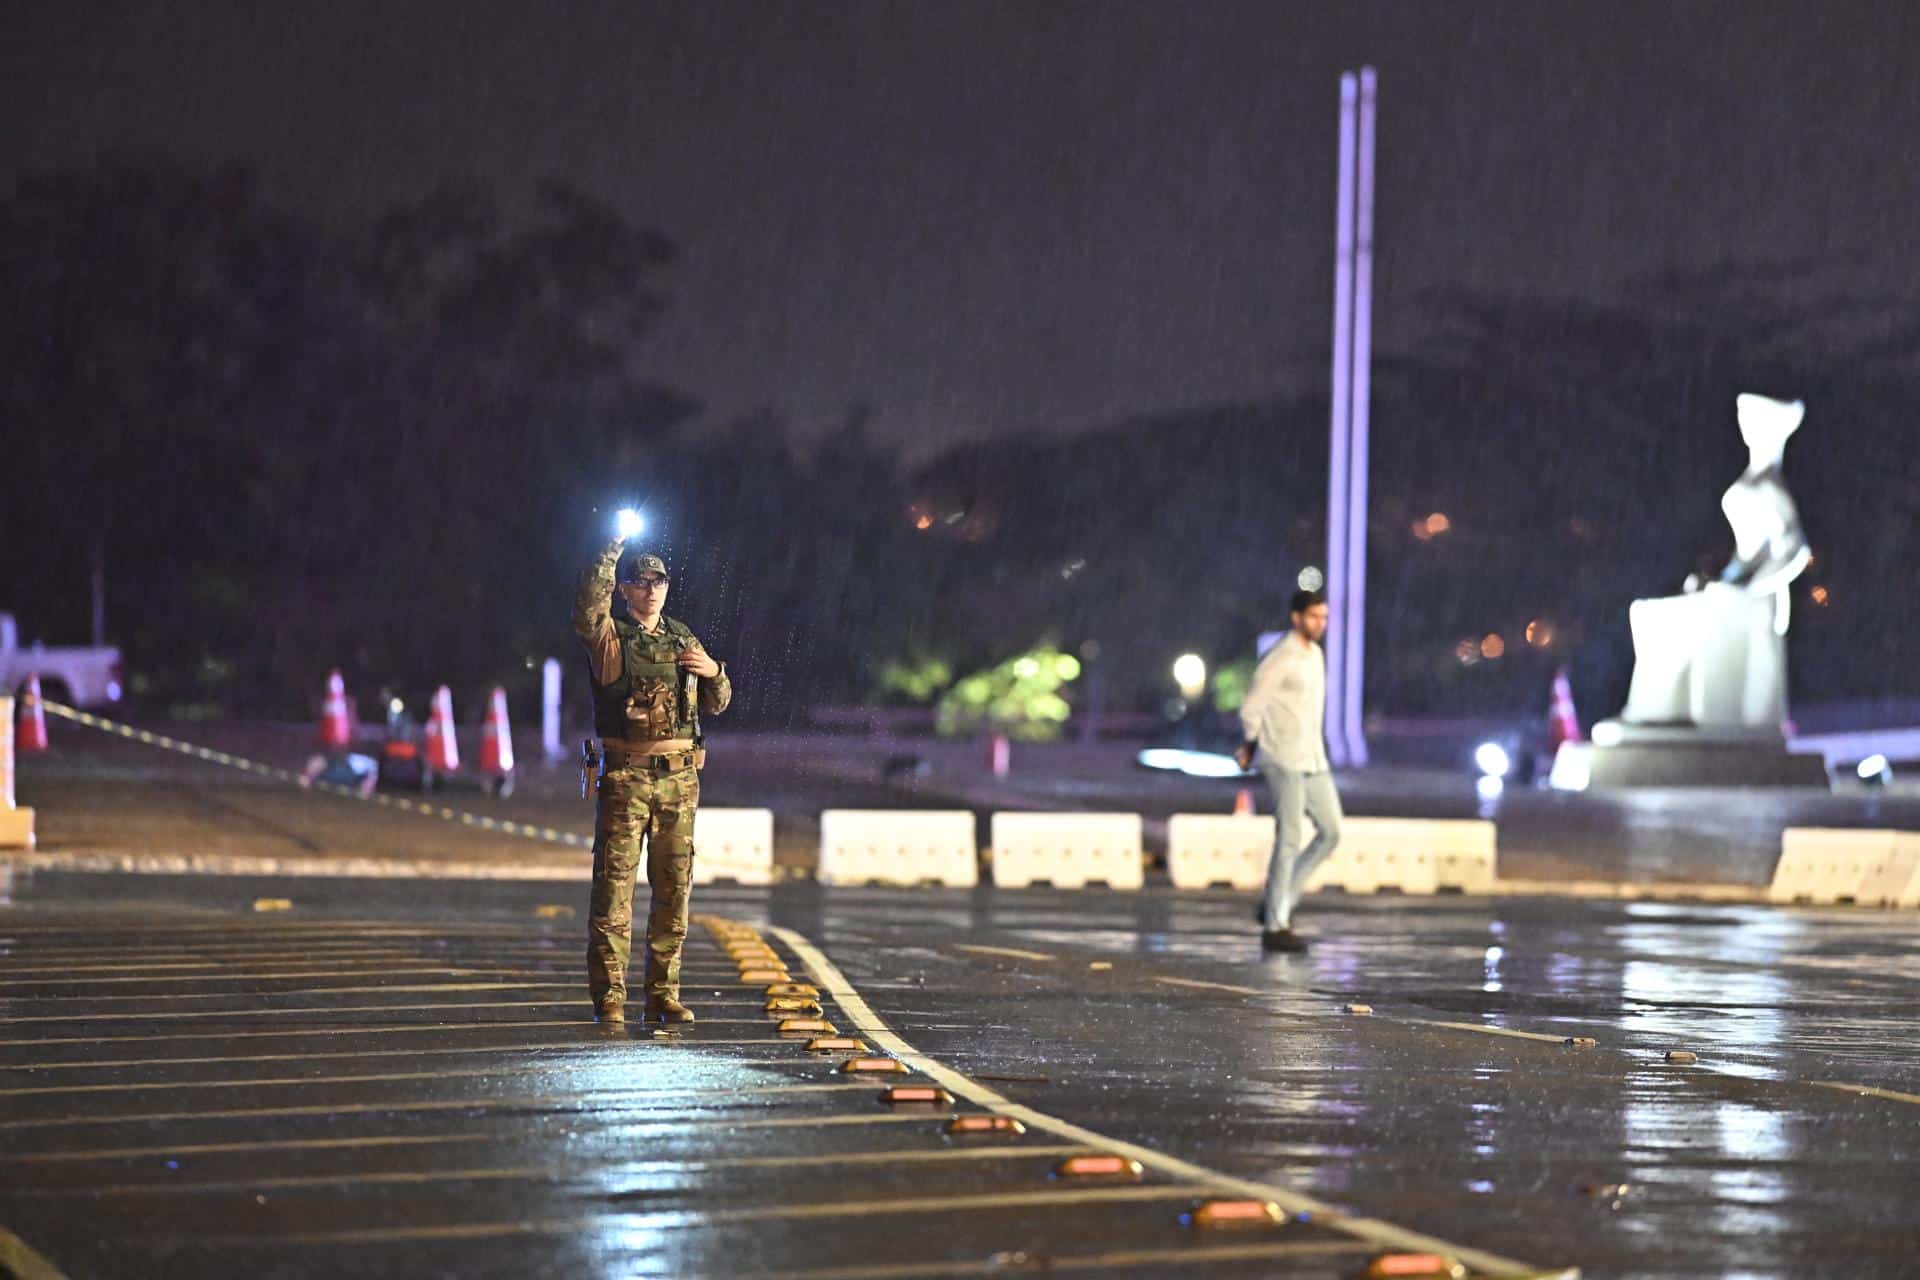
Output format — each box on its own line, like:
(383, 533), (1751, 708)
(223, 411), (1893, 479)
(619, 552), (669, 583)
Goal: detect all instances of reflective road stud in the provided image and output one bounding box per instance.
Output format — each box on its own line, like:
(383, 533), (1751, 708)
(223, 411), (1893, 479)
(765, 997), (823, 1015)
(739, 969), (791, 984)
(764, 983), (819, 998)
(803, 1037), (869, 1053)
(1360, 1255), (1467, 1279)
(839, 1056), (910, 1074)
(777, 1018), (837, 1035)
(253, 899), (293, 912)
(945, 1115), (1027, 1137)
(1052, 1154), (1145, 1181)
(1665, 1050), (1699, 1064)
(1565, 1036), (1598, 1048)
(1343, 1003), (1373, 1015)
(880, 1085), (954, 1107)
(1184, 1199), (1285, 1229)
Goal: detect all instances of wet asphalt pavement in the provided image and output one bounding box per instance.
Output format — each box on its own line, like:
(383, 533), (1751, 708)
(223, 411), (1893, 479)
(3, 870), (1916, 1278)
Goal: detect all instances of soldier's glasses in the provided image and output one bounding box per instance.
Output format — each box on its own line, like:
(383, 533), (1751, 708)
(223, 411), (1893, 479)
(629, 576), (669, 589)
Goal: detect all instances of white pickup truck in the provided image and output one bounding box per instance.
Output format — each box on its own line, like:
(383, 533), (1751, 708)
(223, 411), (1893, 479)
(1, 614), (124, 708)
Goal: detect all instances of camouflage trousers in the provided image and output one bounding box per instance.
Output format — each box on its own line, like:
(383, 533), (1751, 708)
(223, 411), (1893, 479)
(587, 761), (699, 1010)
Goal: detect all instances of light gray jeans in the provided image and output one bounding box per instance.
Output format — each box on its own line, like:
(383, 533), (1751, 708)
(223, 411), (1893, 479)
(1260, 764), (1345, 929)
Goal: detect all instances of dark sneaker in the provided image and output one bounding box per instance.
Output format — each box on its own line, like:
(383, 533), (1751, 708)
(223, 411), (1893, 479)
(646, 997), (696, 1024)
(1260, 929), (1309, 954)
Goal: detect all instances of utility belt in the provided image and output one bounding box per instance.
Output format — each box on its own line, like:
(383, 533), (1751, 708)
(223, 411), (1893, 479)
(600, 741), (705, 774)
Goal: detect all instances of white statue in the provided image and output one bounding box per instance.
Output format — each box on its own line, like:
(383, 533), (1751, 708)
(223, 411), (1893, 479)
(1618, 393), (1812, 734)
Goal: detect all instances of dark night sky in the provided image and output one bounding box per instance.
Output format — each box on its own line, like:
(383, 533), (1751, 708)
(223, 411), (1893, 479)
(8, 1), (1919, 458)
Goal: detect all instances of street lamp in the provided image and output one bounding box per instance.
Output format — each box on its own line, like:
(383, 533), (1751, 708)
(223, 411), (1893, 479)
(1172, 654), (1207, 701)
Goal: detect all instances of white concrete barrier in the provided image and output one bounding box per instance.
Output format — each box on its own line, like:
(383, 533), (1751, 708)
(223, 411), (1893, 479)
(691, 807), (775, 885)
(1770, 828), (1920, 907)
(1167, 814), (1272, 890)
(989, 812), (1143, 889)
(818, 810), (978, 887)
(0, 696), (35, 851)
(1166, 813), (1497, 895)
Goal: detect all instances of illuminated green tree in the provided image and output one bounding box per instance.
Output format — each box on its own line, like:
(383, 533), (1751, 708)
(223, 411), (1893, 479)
(936, 648), (1081, 741)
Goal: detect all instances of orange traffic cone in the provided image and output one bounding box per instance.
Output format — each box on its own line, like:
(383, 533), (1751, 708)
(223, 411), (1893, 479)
(318, 669), (352, 750)
(17, 674), (49, 753)
(424, 685), (460, 772)
(480, 686), (515, 777)
(1233, 787), (1255, 816)
(1547, 666), (1583, 751)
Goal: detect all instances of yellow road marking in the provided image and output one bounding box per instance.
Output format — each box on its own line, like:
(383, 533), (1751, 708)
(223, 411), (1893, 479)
(0, 1227), (69, 1280)
(0, 1113), (935, 1166)
(0, 1036), (793, 1073)
(0, 999), (576, 1025)
(0, 1018), (602, 1049)
(23, 981), (582, 1003)
(2, 1082), (878, 1131)
(0, 967), (574, 988)
(0, 1056), (842, 1098)
(954, 944), (1057, 962)
(1811, 1081), (1920, 1106)
(217, 1186), (1217, 1246)
(1406, 1020), (1579, 1046)
(0, 952), (430, 974)
(767, 1240), (1378, 1280)
(770, 924), (1558, 1279)
(1151, 976), (1269, 997)
(23, 1145), (1099, 1197)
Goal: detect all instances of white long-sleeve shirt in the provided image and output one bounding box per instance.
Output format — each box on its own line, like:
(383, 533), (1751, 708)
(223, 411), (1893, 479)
(1239, 634), (1330, 773)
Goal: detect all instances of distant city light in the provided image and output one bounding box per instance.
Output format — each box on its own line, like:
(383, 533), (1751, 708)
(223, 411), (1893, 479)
(1172, 654), (1207, 699)
(915, 514), (933, 530)
(1480, 633), (1506, 660)
(1525, 619), (1554, 648)
(1857, 754), (1892, 786)
(1136, 747), (1245, 778)
(1426, 512), (1451, 535)
(1474, 741), (1511, 778)
(1297, 565), (1325, 591)
(1476, 774), (1506, 802)
(1810, 584), (1830, 605)
(1454, 639), (1480, 665)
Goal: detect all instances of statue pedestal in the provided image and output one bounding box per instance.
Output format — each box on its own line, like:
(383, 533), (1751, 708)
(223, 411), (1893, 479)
(1551, 721), (1831, 791)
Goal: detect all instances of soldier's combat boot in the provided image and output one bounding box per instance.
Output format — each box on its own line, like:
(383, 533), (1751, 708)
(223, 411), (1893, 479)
(646, 996), (695, 1024)
(595, 1000), (626, 1023)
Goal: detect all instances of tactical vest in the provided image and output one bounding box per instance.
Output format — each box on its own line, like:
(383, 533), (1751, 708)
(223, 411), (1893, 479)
(591, 615), (700, 741)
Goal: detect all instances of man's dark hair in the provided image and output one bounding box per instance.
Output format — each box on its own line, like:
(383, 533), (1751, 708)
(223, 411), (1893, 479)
(1290, 588), (1327, 616)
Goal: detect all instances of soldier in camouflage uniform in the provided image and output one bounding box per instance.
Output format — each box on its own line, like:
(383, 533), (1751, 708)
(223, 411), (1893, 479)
(572, 536), (731, 1023)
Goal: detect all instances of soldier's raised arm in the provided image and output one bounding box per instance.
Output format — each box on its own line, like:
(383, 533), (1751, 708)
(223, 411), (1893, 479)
(572, 538), (625, 684)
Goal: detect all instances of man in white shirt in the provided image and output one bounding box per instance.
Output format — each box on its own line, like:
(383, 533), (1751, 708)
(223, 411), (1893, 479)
(1234, 589), (1343, 953)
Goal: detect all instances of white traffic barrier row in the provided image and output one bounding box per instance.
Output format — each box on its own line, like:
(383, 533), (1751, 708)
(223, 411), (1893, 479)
(1167, 814), (1498, 895)
(691, 807), (776, 886)
(989, 812), (1143, 889)
(1770, 828), (1920, 907)
(0, 696), (35, 850)
(817, 809), (978, 887)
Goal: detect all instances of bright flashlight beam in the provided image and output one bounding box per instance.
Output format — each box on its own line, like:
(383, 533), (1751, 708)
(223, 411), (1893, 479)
(615, 508), (645, 539)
